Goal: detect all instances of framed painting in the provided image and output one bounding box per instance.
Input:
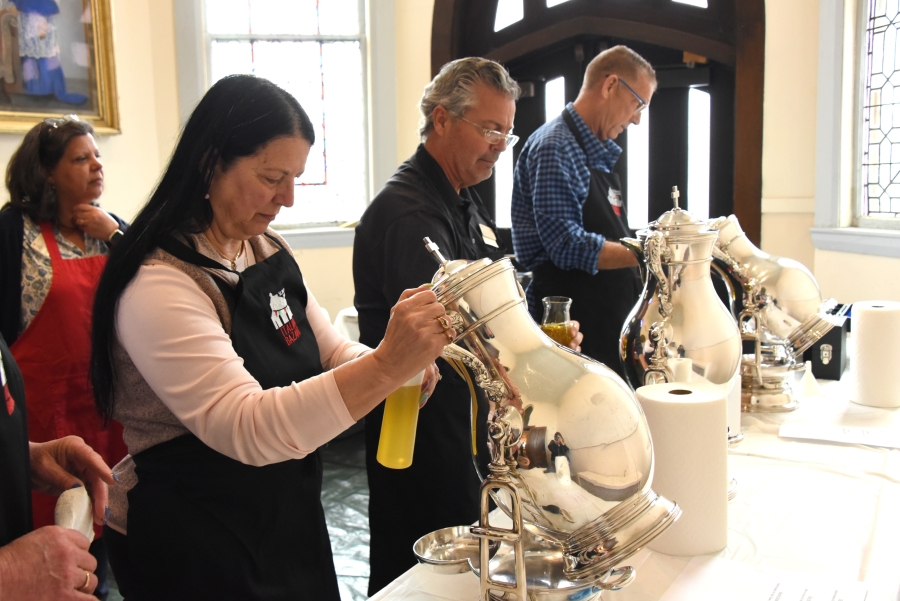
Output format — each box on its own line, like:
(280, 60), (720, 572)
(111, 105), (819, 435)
(0, 0), (118, 134)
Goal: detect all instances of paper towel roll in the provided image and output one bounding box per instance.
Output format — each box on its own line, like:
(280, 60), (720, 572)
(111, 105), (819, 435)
(637, 381), (728, 556)
(726, 370), (742, 443)
(852, 301), (900, 408)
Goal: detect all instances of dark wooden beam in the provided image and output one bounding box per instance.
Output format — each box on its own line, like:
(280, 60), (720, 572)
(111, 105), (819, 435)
(733, 0), (765, 245)
(480, 18), (736, 67)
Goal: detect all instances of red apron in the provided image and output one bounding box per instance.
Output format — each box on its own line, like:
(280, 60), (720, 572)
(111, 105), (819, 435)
(10, 222), (127, 536)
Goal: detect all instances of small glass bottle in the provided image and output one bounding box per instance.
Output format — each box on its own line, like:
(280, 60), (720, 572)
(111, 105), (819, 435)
(541, 296), (573, 346)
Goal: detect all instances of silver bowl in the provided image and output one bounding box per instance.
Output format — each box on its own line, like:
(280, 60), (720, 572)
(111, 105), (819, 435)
(413, 526), (499, 574)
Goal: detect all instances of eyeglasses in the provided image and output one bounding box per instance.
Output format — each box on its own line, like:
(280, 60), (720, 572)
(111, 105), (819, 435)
(43, 114), (81, 129)
(616, 77), (648, 114)
(454, 115), (519, 148)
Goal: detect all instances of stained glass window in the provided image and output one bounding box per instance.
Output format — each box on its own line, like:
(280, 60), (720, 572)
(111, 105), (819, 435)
(862, 0), (900, 219)
(205, 0), (367, 226)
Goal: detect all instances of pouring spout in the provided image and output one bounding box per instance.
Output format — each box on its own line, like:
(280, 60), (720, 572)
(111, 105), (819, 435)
(620, 237), (646, 283)
(619, 237), (643, 262)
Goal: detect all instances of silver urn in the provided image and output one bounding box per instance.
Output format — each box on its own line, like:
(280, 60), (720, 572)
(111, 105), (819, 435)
(709, 215), (847, 412)
(413, 239), (680, 601)
(620, 189), (742, 393)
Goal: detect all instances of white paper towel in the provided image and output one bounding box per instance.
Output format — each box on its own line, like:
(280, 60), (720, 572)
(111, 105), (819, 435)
(726, 370), (742, 442)
(637, 381), (728, 556)
(55, 486), (94, 542)
(852, 301), (900, 408)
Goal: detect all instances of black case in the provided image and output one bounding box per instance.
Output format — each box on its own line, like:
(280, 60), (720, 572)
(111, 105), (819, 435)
(802, 318), (849, 381)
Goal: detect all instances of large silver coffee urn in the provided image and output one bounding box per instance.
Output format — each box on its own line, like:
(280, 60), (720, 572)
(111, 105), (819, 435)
(709, 215), (847, 412)
(413, 239), (680, 601)
(620, 188), (742, 392)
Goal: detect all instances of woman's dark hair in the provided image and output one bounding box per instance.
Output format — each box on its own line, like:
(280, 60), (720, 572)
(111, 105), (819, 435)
(91, 75), (315, 421)
(3, 116), (95, 222)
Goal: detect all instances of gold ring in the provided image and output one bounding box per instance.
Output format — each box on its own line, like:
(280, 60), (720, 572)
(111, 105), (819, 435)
(436, 316), (451, 330)
(78, 570), (91, 591)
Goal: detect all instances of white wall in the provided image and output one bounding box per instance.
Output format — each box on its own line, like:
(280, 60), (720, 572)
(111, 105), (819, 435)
(394, 0), (435, 164)
(760, 0), (819, 271)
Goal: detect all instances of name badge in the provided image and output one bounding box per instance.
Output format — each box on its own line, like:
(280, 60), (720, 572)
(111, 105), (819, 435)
(479, 223), (499, 248)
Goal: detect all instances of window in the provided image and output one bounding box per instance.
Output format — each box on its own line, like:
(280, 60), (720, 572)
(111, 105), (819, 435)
(205, 0), (368, 227)
(861, 0), (900, 224)
(627, 110), (650, 230)
(687, 87), (711, 220)
(810, 0), (900, 257)
(672, 0), (708, 8)
(494, 0), (523, 32)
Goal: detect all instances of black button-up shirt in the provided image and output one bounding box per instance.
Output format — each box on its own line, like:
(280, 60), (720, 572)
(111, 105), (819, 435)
(354, 144), (505, 346)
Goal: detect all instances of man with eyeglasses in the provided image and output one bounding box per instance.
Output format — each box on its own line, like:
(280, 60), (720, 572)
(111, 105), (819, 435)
(354, 56), (582, 596)
(511, 45), (656, 377)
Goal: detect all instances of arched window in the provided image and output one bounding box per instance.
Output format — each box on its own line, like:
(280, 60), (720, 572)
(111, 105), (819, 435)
(432, 0), (764, 243)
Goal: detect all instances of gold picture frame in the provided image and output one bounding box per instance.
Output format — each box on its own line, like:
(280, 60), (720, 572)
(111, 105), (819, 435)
(0, 0), (119, 134)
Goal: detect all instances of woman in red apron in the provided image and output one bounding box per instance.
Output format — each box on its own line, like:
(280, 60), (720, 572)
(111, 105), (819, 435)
(0, 115), (128, 600)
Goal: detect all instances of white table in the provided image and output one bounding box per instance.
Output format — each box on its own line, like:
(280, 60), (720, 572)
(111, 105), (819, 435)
(370, 374), (900, 600)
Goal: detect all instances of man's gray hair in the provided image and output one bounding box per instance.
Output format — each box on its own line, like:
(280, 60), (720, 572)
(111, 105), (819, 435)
(419, 57), (521, 140)
(583, 45), (656, 91)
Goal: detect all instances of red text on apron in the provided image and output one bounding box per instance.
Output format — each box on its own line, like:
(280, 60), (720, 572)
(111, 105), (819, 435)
(10, 222), (126, 536)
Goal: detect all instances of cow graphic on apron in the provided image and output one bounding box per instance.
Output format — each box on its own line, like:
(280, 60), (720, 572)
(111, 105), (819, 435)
(269, 288), (300, 345)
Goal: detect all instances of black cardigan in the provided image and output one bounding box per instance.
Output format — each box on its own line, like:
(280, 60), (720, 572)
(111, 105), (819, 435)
(0, 205), (127, 346)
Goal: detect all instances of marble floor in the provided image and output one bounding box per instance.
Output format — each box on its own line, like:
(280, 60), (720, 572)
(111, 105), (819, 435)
(321, 426), (371, 601)
(106, 426), (372, 601)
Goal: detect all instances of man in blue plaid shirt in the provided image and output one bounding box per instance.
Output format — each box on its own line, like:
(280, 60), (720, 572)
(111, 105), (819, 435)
(511, 46), (656, 376)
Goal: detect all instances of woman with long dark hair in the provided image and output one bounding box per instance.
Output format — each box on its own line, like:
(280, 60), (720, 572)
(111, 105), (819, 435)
(0, 114), (127, 600)
(91, 74), (449, 600)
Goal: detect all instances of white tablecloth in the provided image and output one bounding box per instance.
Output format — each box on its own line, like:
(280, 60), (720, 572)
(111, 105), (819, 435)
(370, 374), (900, 601)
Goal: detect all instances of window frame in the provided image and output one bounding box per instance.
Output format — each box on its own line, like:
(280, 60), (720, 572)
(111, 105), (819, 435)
(811, 0), (900, 258)
(173, 0), (398, 248)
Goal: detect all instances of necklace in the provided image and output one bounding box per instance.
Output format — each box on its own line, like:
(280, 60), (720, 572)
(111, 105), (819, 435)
(209, 239), (245, 270)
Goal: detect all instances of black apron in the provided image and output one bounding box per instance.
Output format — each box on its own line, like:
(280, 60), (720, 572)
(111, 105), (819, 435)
(530, 110), (641, 377)
(0, 332), (31, 547)
(126, 235), (339, 601)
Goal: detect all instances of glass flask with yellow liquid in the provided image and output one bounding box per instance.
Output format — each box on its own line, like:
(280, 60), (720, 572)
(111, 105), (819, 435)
(376, 369), (425, 469)
(540, 296), (573, 346)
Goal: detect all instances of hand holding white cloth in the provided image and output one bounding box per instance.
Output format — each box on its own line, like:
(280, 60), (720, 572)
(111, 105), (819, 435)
(54, 486), (94, 543)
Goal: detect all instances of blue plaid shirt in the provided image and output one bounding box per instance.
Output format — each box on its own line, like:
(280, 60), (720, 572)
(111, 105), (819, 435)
(511, 103), (622, 316)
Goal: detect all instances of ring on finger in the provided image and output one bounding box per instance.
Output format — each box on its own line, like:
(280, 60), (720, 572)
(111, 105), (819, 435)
(78, 570), (91, 592)
(436, 315), (451, 330)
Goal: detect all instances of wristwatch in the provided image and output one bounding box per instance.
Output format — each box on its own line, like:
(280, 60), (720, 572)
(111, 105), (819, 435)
(108, 229), (124, 244)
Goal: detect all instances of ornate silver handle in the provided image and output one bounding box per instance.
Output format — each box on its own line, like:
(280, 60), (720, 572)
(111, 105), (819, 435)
(645, 231), (673, 319)
(441, 343), (508, 404)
